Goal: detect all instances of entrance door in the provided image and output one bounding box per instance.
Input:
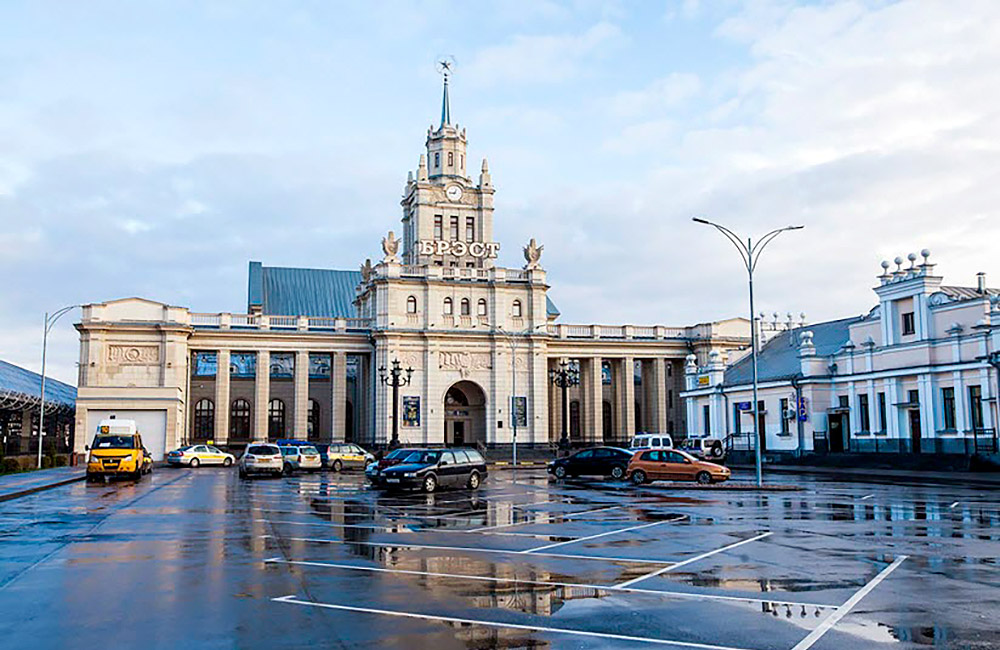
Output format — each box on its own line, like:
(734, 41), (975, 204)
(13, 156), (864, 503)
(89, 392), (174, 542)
(444, 382), (486, 446)
(452, 421), (466, 447)
(909, 409), (922, 453)
(829, 415), (845, 453)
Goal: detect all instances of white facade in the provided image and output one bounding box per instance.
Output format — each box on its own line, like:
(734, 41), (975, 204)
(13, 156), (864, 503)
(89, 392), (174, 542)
(682, 252), (1000, 455)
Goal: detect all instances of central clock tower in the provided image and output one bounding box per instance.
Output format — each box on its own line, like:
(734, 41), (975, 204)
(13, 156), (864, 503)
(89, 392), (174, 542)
(401, 75), (496, 268)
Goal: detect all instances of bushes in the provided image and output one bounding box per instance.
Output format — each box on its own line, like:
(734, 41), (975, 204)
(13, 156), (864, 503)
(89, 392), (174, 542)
(54, 455), (67, 467)
(41, 456), (53, 469)
(2, 458), (20, 474)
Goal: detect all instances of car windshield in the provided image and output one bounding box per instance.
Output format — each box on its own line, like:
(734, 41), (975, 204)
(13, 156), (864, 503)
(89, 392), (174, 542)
(248, 445), (279, 455)
(386, 449), (411, 459)
(630, 438), (648, 448)
(403, 450), (440, 464)
(301, 446), (319, 454)
(93, 435), (135, 449)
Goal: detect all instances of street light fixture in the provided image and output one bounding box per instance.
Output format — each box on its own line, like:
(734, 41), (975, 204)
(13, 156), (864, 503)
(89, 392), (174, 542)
(692, 217), (804, 487)
(548, 359), (580, 451)
(37, 304), (79, 469)
(496, 323), (548, 469)
(378, 358), (413, 449)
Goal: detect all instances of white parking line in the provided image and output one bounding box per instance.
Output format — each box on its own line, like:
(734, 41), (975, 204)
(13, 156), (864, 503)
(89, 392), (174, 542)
(860, 494), (873, 500)
(614, 532), (772, 588)
(272, 535), (679, 565)
(790, 556), (908, 650)
(949, 501), (959, 509)
(263, 558), (834, 608)
(521, 516), (686, 553)
(272, 595), (755, 649)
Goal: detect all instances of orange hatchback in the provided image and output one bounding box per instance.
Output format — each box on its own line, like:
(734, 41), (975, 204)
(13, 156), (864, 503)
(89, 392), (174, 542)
(627, 448), (731, 485)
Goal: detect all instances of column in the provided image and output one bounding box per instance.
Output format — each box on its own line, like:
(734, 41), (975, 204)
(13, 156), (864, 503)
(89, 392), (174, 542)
(651, 358), (668, 435)
(294, 350), (309, 438)
(582, 357), (603, 443)
(214, 349), (230, 443)
(619, 357), (636, 441)
(254, 350), (270, 441)
(331, 352), (347, 442)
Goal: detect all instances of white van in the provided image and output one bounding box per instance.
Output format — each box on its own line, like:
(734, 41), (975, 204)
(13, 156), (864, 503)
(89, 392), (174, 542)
(629, 433), (674, 451)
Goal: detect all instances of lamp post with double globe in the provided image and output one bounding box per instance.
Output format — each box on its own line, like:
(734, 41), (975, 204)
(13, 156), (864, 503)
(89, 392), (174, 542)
(378, 358), (413, 449)
(548, 360), (580, 451)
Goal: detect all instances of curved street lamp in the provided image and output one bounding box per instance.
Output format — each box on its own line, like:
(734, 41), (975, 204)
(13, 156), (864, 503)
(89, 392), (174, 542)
(38, 304), (80, 469)
(692, 217), (803, 487)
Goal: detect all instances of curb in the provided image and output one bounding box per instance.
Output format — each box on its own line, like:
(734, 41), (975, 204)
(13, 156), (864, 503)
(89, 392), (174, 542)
(489, 462), (549, 469)
(731, 464), (1000, 488)
(0, 472), (87, 503)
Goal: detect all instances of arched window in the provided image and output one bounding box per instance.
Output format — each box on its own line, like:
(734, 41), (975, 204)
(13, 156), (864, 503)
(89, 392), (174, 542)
(268, 399), (285, 439)
(443, 297), (454, 315)
(406, 296), (417, 314)
(308, 399), (320, 439)
(512, 300), (522, 318)
(434, 152), (440, 168)
(230, 399), (251, 439)
(447, 151), (454, 166)
(193, 399), (214, 438)
(460, 298), (471, 316)
(477, 299), (487, 316)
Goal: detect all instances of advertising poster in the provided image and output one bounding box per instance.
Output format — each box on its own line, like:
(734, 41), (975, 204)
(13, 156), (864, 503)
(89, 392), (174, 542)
(402, 396), (420, 427)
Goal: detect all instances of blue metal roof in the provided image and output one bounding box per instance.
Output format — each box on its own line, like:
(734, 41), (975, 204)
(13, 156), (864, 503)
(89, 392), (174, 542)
(724, 316), (862, 386)
(249, 262), (362, 318)
(0, 359), (76, 408)
(545, 296), (560, 318)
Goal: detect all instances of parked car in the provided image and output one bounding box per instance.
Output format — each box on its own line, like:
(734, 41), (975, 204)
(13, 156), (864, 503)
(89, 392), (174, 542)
(365, 447), (418, 486)
(547, 446), (634, 480)
(238, 443), (284, 478)
(629, 433), (674, 451)
(680, 436), (726, 460)
(326, 442), (375, 472)
(166, 444), (235, 468)
(627, 448), (731, 485)
(86, 419), (149, 482)
(377, 448), (488, 493)
(278, 443), (322, 474)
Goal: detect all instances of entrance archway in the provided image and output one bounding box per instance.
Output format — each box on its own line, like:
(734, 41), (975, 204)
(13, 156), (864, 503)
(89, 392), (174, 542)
(444, 381), (486, 446)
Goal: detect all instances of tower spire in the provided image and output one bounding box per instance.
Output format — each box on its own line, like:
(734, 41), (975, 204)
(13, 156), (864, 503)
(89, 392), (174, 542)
(440, 74), (450, 127)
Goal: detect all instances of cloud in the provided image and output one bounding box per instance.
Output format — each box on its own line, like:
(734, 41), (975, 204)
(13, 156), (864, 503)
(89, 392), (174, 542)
(607, 73), (702, 118)
(465, 22), (625, 86)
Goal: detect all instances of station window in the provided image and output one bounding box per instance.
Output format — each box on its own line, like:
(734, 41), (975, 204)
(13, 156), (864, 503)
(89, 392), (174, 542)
(443, 297), (453, 315)
(450, 216), (459, 240)
(434, 152), (440, 168)
(193, 399), (214, 438)
(308, 399), (320, 439)
(230, 399), (251, 439)
(460, 298), (471, 316)
(901, 311), (915, 336)
(477, 299), (487, 316)
(466, 217), (475, 241)
(406, 296), (417, 314)
(448, 151), (453, 167)
(512, 300), (522, 318)
(268, 399), (285, 439)
(434, 215), (443, 240)
(942, 387), (956, 430)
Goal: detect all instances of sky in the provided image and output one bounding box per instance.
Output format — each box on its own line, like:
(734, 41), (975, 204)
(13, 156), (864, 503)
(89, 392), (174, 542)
(2, 0), (999, 384)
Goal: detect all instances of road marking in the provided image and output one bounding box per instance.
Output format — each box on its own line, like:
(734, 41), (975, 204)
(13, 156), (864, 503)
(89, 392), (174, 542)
(464, 505), (623, 532)
(521, 516), (686, 553)
(949, 502), (959, 509)
(264, 558), (833, 608)
(273, 535), (679, 565)
(860, 494), (873, 500)
(255, 518), (572, 540)
(790, 556), (908, 650)
(614, 532), (772, 588)
(272, 595), (755, 649)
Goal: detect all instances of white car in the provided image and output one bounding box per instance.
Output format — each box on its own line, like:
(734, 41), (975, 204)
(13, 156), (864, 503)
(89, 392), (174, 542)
(238, 443), (284, 478)
(166, 444), (235, 468)
(279, 444), (322, 474)
(681, 436), (727, 460)
(629, 433), (674, 452)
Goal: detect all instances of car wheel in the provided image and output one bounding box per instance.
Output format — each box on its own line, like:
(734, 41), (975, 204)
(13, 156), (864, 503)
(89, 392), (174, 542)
(610, 465), (625, 480)
(467, 472), (481, 489)
(554, 465), (567, 479)
(223, 457), (233, 467)
(190, 457), (200, 468)
(333, 459), (343, 473)
(239, 468), (247, 479)
(423, 474), (438, 493)
(710, 444), (724, 458)
(631, 470), (647, 485)
(696, 471), (712, 485)
(283, 463), (293, 476)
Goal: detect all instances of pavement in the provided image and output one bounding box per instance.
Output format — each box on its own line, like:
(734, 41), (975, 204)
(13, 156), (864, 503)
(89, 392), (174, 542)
(0, 466), (85, 501)
(0, 466), (997, 649)
(736, 463), (1000, 487)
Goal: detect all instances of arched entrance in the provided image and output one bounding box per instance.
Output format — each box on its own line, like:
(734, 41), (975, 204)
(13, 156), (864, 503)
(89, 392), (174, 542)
(444, 381), (486, 446)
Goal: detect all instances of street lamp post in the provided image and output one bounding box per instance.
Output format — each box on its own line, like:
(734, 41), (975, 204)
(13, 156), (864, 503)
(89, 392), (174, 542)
(37, 305), (79, 469)
(378, 358), (413, 449)
(548, 359), (580, 451)
(497, 324), (547, 468)
(692, 217), (803, 487)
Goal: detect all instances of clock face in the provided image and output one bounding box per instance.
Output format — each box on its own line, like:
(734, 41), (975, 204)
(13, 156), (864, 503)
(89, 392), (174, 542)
(445, 185), (463, 202)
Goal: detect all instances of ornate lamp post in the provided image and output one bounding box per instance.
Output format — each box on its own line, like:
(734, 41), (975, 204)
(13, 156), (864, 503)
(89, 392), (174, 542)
(38, 304), (79, 469)
(378, 358), (413, 449)
(549, 360), (580, 450)
(692, 217), (803, 487)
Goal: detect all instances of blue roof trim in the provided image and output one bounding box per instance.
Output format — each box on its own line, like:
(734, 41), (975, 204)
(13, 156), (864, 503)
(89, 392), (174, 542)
(724, 316), (862, 386)
(254, 265), (362, 318)
(248, 261), (263, 310)
(0, 359), (76, 407)
(545, 296), (560, 318)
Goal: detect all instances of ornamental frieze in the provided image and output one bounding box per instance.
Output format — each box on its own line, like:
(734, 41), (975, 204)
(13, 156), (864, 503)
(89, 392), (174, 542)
(438, 351), (492, 371)
(107, 345), (160, 365)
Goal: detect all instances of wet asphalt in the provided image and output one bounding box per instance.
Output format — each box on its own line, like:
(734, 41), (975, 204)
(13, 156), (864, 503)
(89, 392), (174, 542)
(0, 466), (997, 650)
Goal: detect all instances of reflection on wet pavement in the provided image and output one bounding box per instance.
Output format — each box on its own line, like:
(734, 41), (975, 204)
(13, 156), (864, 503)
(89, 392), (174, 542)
(0, 467), (997, 648)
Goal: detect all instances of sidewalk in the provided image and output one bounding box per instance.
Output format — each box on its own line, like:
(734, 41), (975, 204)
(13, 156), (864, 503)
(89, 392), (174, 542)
(733, 463), (1000, 487)
(0, 466), (86, 502)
